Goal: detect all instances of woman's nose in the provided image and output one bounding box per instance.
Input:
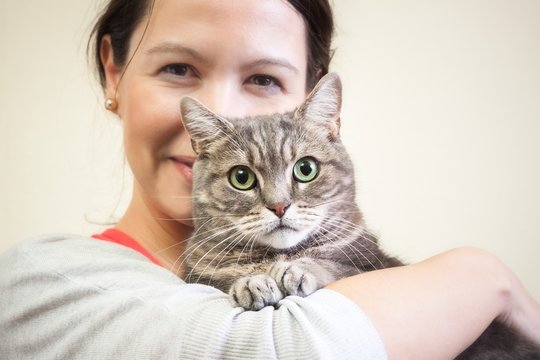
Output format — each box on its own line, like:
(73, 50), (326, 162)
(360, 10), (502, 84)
(195, 81), (249, 118)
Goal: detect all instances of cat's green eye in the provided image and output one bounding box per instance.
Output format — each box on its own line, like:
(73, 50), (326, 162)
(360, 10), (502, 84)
(229, 166), (257, 190)
(293, 157), (319, 183)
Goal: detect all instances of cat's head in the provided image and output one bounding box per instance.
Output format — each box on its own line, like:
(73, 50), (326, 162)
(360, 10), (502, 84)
(181, 73), (362, 250)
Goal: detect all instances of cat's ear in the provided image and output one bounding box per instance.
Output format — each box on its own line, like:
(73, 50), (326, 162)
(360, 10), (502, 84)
(180, 97), (234, 154)
(294, 72), (342, 140)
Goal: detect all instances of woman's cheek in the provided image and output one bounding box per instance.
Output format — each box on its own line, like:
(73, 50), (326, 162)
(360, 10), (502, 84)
(128, 89), (184, 139)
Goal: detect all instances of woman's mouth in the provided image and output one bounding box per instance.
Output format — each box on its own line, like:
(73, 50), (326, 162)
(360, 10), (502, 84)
(170, 157), (194, 182)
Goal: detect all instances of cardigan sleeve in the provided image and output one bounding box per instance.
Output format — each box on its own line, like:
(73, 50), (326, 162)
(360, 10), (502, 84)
(0, 235), (387, 359)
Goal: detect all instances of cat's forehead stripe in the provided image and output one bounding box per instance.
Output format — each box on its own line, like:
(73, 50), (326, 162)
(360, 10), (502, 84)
(234, 118), (294, 170)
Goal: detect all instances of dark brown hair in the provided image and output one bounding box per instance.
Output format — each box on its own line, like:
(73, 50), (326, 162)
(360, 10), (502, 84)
(89, 0), (334, 90)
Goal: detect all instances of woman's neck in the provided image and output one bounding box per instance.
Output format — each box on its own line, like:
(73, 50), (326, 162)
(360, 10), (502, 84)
(116, 185), (192, 276)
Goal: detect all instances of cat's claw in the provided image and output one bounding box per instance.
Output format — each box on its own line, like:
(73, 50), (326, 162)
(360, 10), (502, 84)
(269, 261), (319, 297)
(229, 274), (284, 311)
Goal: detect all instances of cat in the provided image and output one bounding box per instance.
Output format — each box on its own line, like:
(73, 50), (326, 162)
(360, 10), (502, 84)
(180, 73), (540, 359)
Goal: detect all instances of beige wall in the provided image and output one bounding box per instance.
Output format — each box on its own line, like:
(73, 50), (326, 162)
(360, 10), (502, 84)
(1, 1), (539, 299)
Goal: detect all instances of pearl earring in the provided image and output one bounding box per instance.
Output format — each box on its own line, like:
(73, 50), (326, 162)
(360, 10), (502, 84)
(105, 98), (118, 111)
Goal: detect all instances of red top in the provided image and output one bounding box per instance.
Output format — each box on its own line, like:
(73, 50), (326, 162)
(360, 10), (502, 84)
(92, 228), (162, 266)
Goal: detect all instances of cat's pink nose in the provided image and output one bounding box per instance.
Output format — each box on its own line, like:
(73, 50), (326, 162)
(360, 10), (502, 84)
(268, 203), (290, 218)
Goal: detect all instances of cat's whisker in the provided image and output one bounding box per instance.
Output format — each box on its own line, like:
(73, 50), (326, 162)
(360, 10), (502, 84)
(186, 231), (241, 284)
(311, 196), (354, 208)
(192, 217), (260, 237)
(151, 214), (245, 222)
(313, 223), (365, 273)
(181, 227), (232, 264)
(152, 218), (221, 260)
(315, 217), (377, 263)
(152, 237), (191, 256)
(190, 219), (245, 239)
(151, 218), (219, 257)
(235, 232), (258, 269)
(248, 233), (261, 263)
(183, 217), (263, 279)
(320, 216), (376, 240)
(322, 216), (381, 247)
(204, 224), (257, 276)
(190, 217), (215, 236)
(203, 231), (250, 285)
(320, 217), (364, 236)
(318, 224), (380, 271)
(183, 222), (240, 258)
(238, 225), (261, 264)
(262, 240), (275, 260)
(177, 221), (244, 275)
(208, 241), (244, 286)
(318, 218), (385, 269)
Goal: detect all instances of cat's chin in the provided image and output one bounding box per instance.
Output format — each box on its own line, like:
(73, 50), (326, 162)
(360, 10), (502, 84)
(257, 227), (310, 250)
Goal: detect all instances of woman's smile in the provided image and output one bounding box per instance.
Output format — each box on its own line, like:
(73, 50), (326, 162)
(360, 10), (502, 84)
(170, 156), (195, 182)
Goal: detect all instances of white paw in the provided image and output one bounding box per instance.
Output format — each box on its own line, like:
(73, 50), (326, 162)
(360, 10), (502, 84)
(229, 274), (283, 311)
(269, 261), (319, 297)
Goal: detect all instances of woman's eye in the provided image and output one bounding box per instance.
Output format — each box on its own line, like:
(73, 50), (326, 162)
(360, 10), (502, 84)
(293, 157), (319, 183)
(248, 74), (281, 88)
(229, 166), (257, 191)
(161, 64), (192, 77)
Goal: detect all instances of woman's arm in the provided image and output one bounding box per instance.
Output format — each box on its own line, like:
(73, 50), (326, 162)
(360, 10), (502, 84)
(0, 235), (386, 359)
(326, 247), (540, 360)
(4, 237), (538, 359)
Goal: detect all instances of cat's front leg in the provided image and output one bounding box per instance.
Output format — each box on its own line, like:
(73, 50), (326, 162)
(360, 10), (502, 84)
(229, 274), (284, 311)
(268, 258), (338, 298)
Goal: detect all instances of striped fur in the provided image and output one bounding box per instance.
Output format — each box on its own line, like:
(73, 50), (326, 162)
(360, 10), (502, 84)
(181, 73), (399, 297)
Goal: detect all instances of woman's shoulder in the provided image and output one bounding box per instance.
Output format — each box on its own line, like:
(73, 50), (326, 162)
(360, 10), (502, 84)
(0, 233), (225, 316)
(0, 233), (187, 294)
(7, 232), (141, 257)
(3, 234), (145, 270)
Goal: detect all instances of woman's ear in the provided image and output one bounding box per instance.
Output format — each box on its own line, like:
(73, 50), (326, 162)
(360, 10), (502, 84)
(100, 35), (122, 112)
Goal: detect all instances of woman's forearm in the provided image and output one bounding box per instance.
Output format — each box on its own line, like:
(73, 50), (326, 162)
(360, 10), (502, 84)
(325, 247), (540, 360)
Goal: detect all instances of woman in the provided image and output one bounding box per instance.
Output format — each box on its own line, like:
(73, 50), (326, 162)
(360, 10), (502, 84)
(1, 0), (539, 359)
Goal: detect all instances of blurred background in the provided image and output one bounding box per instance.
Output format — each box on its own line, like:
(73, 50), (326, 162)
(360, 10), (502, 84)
(1, 0), (539, 298)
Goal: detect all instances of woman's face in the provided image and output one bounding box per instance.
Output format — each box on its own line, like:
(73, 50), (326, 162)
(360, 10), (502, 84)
(103, 0), (309, 226)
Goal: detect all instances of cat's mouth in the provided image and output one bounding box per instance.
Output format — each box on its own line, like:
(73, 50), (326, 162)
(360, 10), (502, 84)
(269, 217), (298, 231)
(274, 223), (295, 231)
(260, 221), (309, 249)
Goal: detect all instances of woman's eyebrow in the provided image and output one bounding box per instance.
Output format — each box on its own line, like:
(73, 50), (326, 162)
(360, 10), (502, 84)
(241, 58), (299, 74)
(145, 42), (209, 65)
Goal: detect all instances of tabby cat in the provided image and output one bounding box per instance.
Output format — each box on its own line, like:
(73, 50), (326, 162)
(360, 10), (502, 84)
(180, 73), (540, 359)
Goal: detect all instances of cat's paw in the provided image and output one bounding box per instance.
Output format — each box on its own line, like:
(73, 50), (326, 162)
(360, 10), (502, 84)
(229, 274), (284, 311)
(269, 261), (319, 297)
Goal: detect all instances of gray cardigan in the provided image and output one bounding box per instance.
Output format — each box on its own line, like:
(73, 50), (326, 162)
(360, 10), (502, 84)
(0, 234), (386, 359)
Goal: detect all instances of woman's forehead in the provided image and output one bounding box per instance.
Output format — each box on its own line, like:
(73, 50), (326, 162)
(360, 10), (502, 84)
(134, 0), (308, 62)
